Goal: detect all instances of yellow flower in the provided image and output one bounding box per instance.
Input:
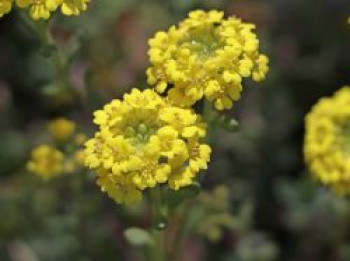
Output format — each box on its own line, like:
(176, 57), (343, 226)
(84, 88), (211, 204)
(11, 0), (89, 19)
(63, 160), (76, 174)
(147, 10), (269, 111)
(27, 145), (64, 180)
(74, 133), (87, 145)
(74, 133), (87, 146)
(0, 0), (12, 18)
(304, 86), (350, 195)
(73, 149), (85, 166)
(60, 0), (89, 16)
(16, 0), (60, 20)
(48, 117), (76, 142)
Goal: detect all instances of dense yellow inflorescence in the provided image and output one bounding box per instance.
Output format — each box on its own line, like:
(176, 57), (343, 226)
(304, 86), (350, 195)
(147, 10), (269, 111)
(27, 144), (64, 180)
(84, 89), (211, 204)
(0, 0), (89, 20)
(48, 117), (76, 142)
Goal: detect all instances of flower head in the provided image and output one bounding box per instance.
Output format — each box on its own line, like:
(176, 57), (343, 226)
(0, 0), (12, 17)
(11, 0), (89, 20)
(16, 0), (60, 20)
(304, 86), (350, 195)
(27, 145), (64, 180)
(27, 118), (86, 180)
(60, 0), (89, 16)
(84, 89), (211, 204)
(48, 117), (76, 142)
(147, 10), (269, 111)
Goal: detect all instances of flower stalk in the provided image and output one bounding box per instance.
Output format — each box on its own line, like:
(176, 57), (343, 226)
(18, 10), (70, 89)
(149, 186), (167, 261)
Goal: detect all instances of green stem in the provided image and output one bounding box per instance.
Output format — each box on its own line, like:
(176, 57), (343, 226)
(151, 229), (165, 261)
(18, 9), (90, 112)
(74, 171), (90, 259)
(150, 186), (168, 229)
(18, 10), (70, 89)
(149, 186), (167, 261)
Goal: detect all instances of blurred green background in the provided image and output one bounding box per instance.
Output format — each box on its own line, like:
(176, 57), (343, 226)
(0, 0), (350, 260)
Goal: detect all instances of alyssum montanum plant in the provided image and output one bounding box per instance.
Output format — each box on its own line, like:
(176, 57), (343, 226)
(84, 10), (269, 205)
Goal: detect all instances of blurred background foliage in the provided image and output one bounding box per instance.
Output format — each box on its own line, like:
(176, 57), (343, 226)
(0, 0), (350, 260)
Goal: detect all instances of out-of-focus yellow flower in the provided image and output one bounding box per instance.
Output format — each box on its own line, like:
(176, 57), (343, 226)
(193, 186), (235, 241)
(0, 0), (12, 17)
(84, 88), (211, 205)
(60, 0), (89, 16)
(27, 145), (64, 180)
(304, 86), (350, 195)
(74, 149), (85, 166)
(16, 0), (60, 20)
(74, 133), (87, 146)
(147, 10), (269, 111)
(62, 150), (85, 174)
(48, 117), (76, 142)
(64, 161), (76, 174)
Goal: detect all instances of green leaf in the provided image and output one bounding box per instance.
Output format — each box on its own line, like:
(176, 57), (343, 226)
(124, 227), (154, 247)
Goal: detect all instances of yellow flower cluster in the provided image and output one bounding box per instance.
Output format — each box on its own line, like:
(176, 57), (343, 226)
(304, 86), (350, 195)
(84, 89), (211, 204)
(49, 117), (76, 142)
(27, 117), (86, 180)
(147, 10), (269, 111)
(0, 0), (89, 20)
(27, 145), (64, 180)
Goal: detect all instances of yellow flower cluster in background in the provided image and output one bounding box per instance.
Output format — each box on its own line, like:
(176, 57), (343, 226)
(84, 89), (211, 204)
(27, 117), (86, 180)
(147, 10), (269, 111)
(304, 86), (350, 195)
(27, 145), (64, 180)
(0, 0), (89, 20)
(0, 0), (11, 17)
(49, 117), (76, 142)
(196, 186), (235, 241)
